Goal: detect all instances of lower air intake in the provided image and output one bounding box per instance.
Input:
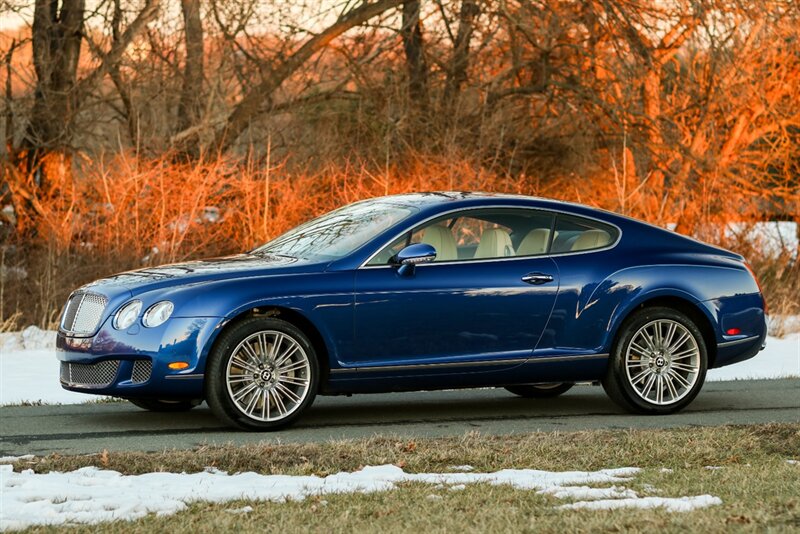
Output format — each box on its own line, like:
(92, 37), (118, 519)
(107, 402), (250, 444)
(60, 360), (120, 388)
(131, 360), (153, 384)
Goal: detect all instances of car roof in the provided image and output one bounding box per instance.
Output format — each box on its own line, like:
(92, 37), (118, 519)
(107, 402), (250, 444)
(368, 191), (622, 220)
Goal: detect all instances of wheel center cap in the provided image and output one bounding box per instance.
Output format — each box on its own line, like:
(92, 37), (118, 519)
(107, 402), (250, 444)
(655, 356), (666, 368)
(260, 369), (273, 381)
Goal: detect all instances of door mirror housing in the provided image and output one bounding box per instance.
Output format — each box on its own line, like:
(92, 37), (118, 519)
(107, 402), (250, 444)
(392, 243), (437, 275)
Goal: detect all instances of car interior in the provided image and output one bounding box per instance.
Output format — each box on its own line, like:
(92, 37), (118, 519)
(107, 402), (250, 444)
(368, 209), (617, 265)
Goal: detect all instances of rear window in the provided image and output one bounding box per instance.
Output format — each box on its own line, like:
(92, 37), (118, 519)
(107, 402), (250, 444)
(551, 215), (619, 254)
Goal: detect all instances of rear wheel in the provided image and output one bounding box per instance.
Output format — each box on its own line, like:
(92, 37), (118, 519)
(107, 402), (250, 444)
(505, 383), (573, 398)
(128, 399), (200, 412)
(206, 316), (319, 430)
(602, 307), (707, 414)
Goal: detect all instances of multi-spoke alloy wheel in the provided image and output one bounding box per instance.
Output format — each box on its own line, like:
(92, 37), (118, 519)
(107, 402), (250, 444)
(625, 320), (700, 405)
(603, 307), (707, 414)
(226, 330), (311, 422)
(206, 317), (319, 430)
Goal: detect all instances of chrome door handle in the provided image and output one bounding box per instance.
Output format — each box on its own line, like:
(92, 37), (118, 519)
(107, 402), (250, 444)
(521, 272), (554, 285)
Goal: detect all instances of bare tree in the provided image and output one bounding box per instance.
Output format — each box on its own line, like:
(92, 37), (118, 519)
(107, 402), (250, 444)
(205, 0), (404, 154)
(22, 0), (160, 181)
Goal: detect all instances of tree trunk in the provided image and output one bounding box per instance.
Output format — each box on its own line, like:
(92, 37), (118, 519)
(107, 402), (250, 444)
(109, 0), (139, 147)
(401, 1), (428, 104)
(444, 0), (479, 104)
(177, 0), (204, 135)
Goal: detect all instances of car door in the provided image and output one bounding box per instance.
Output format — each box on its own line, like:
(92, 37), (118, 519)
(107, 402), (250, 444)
(348, 208), (560, 371)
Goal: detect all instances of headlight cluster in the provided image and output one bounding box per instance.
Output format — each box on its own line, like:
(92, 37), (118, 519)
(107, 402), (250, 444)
(113, 300), (142, 330)
(113, 300), (173, 330)
(143, 301), (174, 328)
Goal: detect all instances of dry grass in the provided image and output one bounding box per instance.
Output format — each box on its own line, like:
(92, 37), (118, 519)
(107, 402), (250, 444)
(9, 424), (800, 533)
(13, 424), (800, 477)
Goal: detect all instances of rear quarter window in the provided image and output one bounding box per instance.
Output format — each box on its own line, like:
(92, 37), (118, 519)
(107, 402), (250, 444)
(551, 215), (619, 254)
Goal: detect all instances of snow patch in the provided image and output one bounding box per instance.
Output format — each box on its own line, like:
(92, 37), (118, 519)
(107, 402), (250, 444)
(558, 495), (723, 512)
(224, 506), (253, 514)
(0, 464), (720, 530)
(770, 315), (800, 336)
(0, 326), (55, 352)
(448, 465), (474, 472)
(538, 485), (638, 501)
(723, 222), (798, 260)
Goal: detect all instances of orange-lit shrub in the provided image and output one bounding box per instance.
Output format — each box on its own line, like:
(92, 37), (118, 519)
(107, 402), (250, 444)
(1, 151), (797, 328)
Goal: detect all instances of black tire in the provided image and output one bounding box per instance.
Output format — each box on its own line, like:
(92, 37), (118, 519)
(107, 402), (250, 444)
(505, 383), (574, 398)
(128, 398), (201, 412)
(205, 316), (319, 431)
(602, 306), (708, 415)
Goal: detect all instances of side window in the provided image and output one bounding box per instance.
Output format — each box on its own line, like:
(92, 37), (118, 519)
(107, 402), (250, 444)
(450, 217), (513, 260)
(551, 215), (618, 254)
(367, 208), (557, 265)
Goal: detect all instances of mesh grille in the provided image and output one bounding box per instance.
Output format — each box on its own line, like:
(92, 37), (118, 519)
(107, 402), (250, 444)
(131, 360), (152, 384)
(60, 360), (120, 388)
(60, 293), (108, 335)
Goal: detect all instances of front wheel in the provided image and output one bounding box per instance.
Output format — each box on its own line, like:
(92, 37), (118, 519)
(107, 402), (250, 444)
(505, 383), (573, 398)
(205, 317), (319, 430)
(602, 307), (707, 414)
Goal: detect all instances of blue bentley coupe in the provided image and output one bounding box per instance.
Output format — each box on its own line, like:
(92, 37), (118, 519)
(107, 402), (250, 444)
(57, 193), (767, 429)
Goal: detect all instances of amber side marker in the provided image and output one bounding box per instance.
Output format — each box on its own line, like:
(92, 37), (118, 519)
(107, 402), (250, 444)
(168, 362), (190, 370)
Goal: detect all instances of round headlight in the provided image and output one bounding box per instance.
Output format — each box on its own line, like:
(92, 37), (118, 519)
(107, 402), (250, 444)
(114, 300), (142, 330)
(143, 301), (174, 328)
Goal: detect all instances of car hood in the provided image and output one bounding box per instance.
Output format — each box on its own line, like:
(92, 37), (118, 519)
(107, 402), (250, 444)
(81, 254), (324, 297)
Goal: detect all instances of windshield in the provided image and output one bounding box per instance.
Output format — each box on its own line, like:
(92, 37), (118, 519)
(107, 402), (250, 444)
(252, 201), (417, 261)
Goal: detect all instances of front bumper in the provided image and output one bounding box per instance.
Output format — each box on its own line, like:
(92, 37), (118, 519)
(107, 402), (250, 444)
(57, 316), (221, 399)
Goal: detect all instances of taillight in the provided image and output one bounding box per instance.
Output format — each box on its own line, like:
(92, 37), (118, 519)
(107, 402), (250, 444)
(744, 262), (768, 315)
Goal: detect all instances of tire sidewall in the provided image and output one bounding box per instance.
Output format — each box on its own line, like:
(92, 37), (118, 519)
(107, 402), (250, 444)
(206, 317), (319, 430)
(612, 307), (708, 414)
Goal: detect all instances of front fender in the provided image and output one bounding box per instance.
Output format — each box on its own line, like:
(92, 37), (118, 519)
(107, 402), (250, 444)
(155, 272), (355, 370)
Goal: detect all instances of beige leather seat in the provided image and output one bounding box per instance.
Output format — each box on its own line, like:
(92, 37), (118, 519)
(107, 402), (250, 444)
(421, 225), (458, 261)
(474, 228), (514, 259)
(571, 229), (611, 251)
(517, 228), (555, 256)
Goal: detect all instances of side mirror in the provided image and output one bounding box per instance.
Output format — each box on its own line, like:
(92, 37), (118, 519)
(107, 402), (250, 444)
(392, 243), (437, 276)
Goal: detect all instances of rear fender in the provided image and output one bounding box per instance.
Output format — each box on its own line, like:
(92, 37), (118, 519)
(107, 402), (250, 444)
(570, 264), (758, 354)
